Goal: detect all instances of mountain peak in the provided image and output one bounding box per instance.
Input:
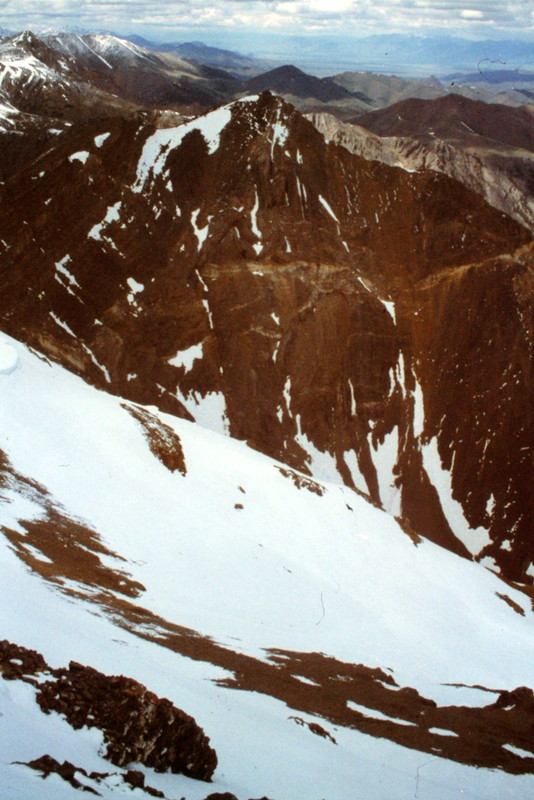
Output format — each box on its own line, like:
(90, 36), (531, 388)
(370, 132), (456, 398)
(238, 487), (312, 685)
(11, 29), (41, 48)
(244, 64), (353, 102)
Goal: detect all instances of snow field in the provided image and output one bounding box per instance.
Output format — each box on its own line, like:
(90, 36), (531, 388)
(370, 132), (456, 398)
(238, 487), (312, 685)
(1, 331), (534, 799)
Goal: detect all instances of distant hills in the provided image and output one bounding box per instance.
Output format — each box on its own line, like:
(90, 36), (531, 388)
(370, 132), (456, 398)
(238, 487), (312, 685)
(125, 36), (274, 78)
(1, 27), (532, 77)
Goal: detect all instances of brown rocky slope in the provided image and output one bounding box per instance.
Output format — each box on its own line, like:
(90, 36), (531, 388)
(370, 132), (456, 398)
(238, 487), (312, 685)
(0, 91), (532, 581)
(310, 103), (534, 232)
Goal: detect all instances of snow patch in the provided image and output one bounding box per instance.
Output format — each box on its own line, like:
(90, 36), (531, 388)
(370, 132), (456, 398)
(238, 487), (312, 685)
(250, 189), (263, 255)
(379, 298), (396, 324)
(191, 209), (210, 251)
(176, 388), (229, 436)
(412, 375), (425, 439)
(126, 277), (144, 307)
(126, 277), (144, 296)
(318, 194), (339, 223)
(133, 105), (232, 192)
(422, 436), (491, 556)
(397, 353), (406, 397)
(88, 202), (122, 241)
(68, 151), (90, 165)
(94, 132), (110, 148)
(369, 427), (400, 516)
(295, 426), (341, 485)
(283, 377), (292, 417)
(269, 107), (289, 155)
(50, 312), (75, 338)
(55, 255), (81, 295)
(502, 744), (534, 758)
(348, 379), (357, 416)
(169, 343), (204, 372)
(347, 701), (416, 726)
(428, 727), (459, 737)
(343, 450), (368, 495)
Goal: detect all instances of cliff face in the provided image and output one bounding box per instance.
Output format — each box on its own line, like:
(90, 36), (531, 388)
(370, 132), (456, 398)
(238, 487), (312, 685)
(0, 91), (532, 580)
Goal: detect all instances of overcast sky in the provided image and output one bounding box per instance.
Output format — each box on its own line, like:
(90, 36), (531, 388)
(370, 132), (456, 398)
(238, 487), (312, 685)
(2, 0), (534, 43)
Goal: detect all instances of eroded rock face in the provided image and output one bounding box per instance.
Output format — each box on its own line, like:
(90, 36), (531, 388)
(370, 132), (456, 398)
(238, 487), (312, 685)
(0, 92), (531, 579)
(0, 640), (217, 781)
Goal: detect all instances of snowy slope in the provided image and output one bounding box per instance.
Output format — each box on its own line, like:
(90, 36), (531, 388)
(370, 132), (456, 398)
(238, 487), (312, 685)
(1, 331), (534, 800)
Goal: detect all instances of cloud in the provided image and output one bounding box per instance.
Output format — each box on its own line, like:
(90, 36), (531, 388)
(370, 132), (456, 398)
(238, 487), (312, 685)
(461, 9), (484, 19)
(1, 0), (533, 39)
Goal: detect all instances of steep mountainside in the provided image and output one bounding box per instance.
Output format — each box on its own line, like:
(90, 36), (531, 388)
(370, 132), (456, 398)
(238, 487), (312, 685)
(310, 110), (534, 232)
(1, 332), (534, 800)
(0, 92), (532, 583)
(341, 94), (534, 232)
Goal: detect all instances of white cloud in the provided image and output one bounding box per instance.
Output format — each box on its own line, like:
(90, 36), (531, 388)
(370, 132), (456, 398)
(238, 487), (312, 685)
(1, 0), (533, 38)
(461, 9), (484, 19)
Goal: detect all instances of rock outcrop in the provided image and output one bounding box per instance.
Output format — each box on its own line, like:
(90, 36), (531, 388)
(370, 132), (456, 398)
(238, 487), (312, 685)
(0, 640), (217, 780)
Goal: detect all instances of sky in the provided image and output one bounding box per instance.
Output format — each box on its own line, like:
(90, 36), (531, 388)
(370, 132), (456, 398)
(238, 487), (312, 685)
(1, 0), (534, 44)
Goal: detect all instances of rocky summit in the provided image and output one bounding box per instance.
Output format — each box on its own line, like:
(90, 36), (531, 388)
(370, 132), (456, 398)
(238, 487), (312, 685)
(0, 30), (533, 800)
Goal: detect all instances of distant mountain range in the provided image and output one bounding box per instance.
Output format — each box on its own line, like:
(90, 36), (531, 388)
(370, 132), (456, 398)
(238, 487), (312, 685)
(1, 27), (532, 77)
(0, 30), (532, 182)
(126, 36), (274, 78)
(160, 31), (534, 78)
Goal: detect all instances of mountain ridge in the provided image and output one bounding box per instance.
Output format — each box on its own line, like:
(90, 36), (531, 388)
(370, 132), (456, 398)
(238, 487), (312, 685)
(0, 91), (531, 581)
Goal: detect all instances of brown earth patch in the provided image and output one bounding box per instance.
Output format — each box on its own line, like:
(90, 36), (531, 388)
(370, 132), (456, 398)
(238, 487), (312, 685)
(394, 515), (423, 546)
(17, 755), (167, 797)
(496, 592), (526, 616)
(0, 449), (145, 598)
(18, 754), (103, 796)
(122, 403), (187, 475)
(495, 574), (534, 613)
(289, 715), (337, 743)
(79, 588), (534, 777)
